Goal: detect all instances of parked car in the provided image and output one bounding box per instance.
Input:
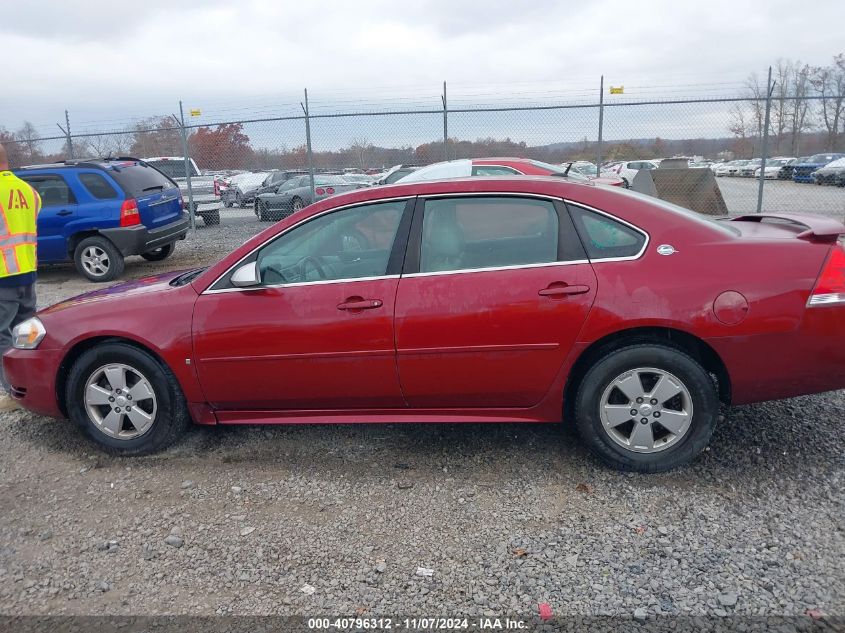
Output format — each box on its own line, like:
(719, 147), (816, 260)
(221, 172), (270, 207)
(247, 170), (308, 201)
(560, 161), (626, 186)
(793, 153), (845, 183)
(753, 157), (796, 180)
(395, 157), (624, 186)
(739, 159), (762, 177)
(608, 160), (660, 187)
(141, 157), (221, 226)
(254, 174), (365, 221)
(715, 160), (749, 177)
(375, 165), (419, 185)
(779, 157), (808, 180)
(7, 177), (845, 472)
(811, 157), (845, 186)
(342, 173), (376, 186)
(15, 158), (189, 282)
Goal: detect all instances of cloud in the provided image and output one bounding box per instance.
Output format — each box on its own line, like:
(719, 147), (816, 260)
(1, 0), (843, 140)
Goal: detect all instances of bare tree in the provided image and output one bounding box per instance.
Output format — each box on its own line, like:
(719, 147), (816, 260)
(810, 54), (845, 150)
(349, 138), (373, 169)
(15, 121), (41, 161)
(728, 103), (755, 157)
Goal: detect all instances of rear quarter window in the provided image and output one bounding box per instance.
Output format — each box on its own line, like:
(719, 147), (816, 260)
(78, 173), (119, 200)
(568, 203), (646, 260)
(107, 163), (179, 197)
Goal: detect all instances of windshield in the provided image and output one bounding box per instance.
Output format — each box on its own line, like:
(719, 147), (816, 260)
(145, 159), (198, 179)
(107, 162), (179, 196)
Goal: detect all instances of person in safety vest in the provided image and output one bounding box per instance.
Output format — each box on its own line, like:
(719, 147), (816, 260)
(0, 143), (40, 413)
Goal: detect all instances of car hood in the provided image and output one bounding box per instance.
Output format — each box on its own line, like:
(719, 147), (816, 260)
(40, 270), (188, 315)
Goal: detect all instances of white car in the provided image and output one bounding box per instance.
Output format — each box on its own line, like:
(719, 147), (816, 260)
(754, 157), (797, 180)
(608, 160), (660, 187)
(714, 160), (748, 177)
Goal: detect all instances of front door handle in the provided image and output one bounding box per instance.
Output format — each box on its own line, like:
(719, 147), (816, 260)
(539, 284), (590, 297)
(337, 298), (383, 311)
(56, 210), (73, 217)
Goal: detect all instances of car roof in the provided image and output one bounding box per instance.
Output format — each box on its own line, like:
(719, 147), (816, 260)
(16, 157), (146, 171)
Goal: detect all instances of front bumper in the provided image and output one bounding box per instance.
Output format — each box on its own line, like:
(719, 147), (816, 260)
(3, 348), (64, 418)
(100, 212), (190, 256)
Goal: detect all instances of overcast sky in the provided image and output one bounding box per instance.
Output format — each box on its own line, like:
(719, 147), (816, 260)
(3, 0), (844, 140)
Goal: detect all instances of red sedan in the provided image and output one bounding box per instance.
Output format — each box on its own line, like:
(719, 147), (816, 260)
(5, 177), (845, 471)
(395, 157), (627, 187)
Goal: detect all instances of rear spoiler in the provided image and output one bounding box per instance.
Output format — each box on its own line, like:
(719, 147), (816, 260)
(729, 213), (845, 242)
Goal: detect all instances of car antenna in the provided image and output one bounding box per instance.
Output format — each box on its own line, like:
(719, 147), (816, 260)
(563, 162), (573, 176)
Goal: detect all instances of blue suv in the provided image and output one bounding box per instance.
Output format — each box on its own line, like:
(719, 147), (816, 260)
(791, 152), (845, 183)
(15, 158), (190, 282)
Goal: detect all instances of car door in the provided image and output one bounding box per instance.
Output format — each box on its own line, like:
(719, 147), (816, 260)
(394, 194), (598, 408)
(18, 173), (78, 263)
(192, 197), (414, 411)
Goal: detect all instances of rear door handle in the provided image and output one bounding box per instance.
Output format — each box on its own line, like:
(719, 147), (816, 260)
(56, 210), (73, 217)
(337, 298), (383, 311)
(539, 284), (590, 297)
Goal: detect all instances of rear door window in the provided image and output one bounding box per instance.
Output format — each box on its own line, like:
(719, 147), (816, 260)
(106, 163), (178, 197)
(419, 196), (559, 273)
(79, 173), (119, 200)
(471, 165), (521, 176)
(19, 174), (77, 206)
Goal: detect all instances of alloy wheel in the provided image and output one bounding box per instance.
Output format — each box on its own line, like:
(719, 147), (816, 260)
(81, 246), (111, 277)
(84, 363), (158, 440)
(598, 367), (693, 453)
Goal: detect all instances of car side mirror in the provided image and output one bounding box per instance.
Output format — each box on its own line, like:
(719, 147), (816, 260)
(231, 261), (260, 288)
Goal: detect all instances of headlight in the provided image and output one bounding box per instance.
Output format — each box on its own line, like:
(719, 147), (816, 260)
(12, 317), (46, 350)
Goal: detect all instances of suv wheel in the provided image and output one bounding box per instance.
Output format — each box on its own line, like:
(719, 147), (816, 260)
(74, 236), (125, 282)
(66, 342), (190, 455)
(574, 344), (719, 472)
(141, 243), (175, 262)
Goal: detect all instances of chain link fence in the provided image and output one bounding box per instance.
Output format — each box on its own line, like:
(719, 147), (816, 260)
(2, 76), (844, 224)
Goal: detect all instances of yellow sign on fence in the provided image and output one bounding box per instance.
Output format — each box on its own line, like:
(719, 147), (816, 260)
(189, 109), (202, 117)
(609, 86), (624, 94)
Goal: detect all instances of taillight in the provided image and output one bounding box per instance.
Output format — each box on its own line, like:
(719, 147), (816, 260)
(120, 198), (141, 227)
(808, 243), (845, 306)
(325, 187), (335, 195)
(315, 187), (325, 196)
(213, 178), (220, 197)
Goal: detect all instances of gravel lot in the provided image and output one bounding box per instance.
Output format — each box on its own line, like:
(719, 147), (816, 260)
(1, 200), (844, 621)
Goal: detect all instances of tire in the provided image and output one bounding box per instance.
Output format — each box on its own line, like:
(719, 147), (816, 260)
(574, 343), (719, 473)
(224, 199), (233, 208)
(74, 236), (125, 283)
(235, 193), (243, 208)
(202, 211), (220, 226)
(291, 197), (305, 212)
(65, 342), (190, 455)
(140, 243), (175, 262)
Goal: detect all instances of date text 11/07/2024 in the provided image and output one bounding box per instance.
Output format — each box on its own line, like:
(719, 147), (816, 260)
(307, 617), (530, 630)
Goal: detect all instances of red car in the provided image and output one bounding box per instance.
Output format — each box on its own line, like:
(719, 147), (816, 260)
(5, 177), (845, 471)
(395, 157), (627, 187)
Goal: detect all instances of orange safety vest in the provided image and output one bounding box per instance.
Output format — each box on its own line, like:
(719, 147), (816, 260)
(0, 171), (40, 278)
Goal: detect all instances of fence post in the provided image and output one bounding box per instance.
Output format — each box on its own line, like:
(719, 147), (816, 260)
(756, 66), (774, 214)
(176, 101), (196, 231)
(596, 75), (604, 177)
(442, 81), (448, 161)
(302, 88), (316, 198)
(56, 110), (74, 160)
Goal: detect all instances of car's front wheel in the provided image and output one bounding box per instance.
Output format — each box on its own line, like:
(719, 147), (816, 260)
(65, 342), (190, 455)
(574, 343), (719, 472)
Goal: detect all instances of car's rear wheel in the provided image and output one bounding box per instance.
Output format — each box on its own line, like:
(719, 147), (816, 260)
(65, 343), (190, 455)
(291, 197), (305, 212)
(140, 243), (175, 261)
(257, 199), (270, 222)
(74, 236), (125, 282)
(574, 344), (719, 472)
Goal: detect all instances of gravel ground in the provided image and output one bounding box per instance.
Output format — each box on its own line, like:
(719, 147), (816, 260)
(1, 204), (844, 620)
